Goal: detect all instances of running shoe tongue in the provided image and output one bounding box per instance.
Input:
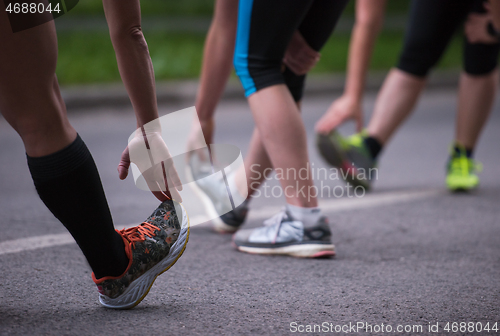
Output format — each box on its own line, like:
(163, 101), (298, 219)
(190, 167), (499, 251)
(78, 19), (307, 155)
(144, 200), (181, 232)
(263, 209), (291, 226)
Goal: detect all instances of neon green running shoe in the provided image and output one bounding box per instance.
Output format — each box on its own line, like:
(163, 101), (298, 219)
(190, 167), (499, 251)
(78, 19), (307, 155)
(446, 144), (482, 191)
(317, 130), (376, 191)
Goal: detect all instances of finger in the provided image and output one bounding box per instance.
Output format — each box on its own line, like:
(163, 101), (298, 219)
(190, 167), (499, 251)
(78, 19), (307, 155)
(167, 185), (183, 203)
(286, 58), (308, 75)
(152, 190), (169, 202)
(118, 165), (129, 180)
(160, 160), (183, 191)
(297, 52), (320, 73)
(118, 147), (131, 180)
(161, 162), (183, 203)
(161, 178), (183, 203)
(315, 113), (346, 134)
(144, 174), (178, 202)
(168, 164), (183, 191)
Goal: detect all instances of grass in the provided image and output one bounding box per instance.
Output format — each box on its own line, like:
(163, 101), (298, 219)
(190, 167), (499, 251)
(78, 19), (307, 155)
(69, 0), (214, 16)
(57, 0), (466, 85)
(55, 29), (464, 85)
(56, 31), (206, 84)
(68, 0), (411, 17)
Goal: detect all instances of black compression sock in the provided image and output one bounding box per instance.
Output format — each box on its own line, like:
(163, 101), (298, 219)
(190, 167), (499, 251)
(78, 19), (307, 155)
(27, 134), (129, 279)
(363, 136), (383, 160)
(453, 145), (473, 158)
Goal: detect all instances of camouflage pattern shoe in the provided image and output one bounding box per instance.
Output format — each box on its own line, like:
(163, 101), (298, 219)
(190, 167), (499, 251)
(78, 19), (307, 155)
(92, 200), (189, 309)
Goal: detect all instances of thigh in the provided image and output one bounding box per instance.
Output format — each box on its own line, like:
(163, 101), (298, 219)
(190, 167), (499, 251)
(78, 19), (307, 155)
(284, 0), (348, 101)
(397, 0), (472, 77)
(463, 0), (500, 75)
(235, 0), (347, 97)
(0, 10), (65, 132)
(234, 0), (314, 96)
(298, 0), (349, 51)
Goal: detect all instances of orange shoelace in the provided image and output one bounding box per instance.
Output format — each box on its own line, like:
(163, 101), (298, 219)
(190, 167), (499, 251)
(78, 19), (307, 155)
(120, 222), (159, 248)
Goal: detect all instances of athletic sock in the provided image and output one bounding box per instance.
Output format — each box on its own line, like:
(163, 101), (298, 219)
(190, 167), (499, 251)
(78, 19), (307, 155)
(286, 204), (321, 227)
(27, 134), (129, 279)
(363, 136), (382, 160)
(453, 144), (473, 158)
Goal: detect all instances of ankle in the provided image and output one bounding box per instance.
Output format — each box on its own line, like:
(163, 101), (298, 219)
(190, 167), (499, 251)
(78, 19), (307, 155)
(363, 136), (382, 160)
(286, 203), (321, 227)
(453, 142), (473, 158)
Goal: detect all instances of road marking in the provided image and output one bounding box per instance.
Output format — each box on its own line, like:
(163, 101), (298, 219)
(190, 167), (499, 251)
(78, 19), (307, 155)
(0, 233), (74, 256)
(0, 188), (442, 256)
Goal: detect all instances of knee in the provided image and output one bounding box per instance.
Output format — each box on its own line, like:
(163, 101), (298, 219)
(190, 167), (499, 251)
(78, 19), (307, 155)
(283, 67), (305, 102)
(464, 43), (500, 76)
(12, 113), (67, 141)
(1, 80), (69, 140)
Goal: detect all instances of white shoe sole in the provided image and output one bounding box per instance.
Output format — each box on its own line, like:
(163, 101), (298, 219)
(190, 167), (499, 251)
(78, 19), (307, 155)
(237, 243), (335, 258)
(98, 203), (190, 309)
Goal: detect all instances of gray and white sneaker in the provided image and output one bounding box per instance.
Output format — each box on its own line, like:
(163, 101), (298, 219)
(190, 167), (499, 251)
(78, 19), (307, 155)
(233, 209), (335, 258)
(216, 200), (249, 233)
(187, 154), (248, 233)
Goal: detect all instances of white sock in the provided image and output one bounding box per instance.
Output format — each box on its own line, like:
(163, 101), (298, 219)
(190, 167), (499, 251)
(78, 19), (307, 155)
(286, 204), (321, 227)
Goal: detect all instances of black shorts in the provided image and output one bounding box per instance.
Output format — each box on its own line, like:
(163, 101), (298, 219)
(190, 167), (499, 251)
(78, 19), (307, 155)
(234, 0), (348, 102)
(398, 0), (500, 77)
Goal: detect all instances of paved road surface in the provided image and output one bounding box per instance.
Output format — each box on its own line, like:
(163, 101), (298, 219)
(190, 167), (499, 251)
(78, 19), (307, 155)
(0, 89), (499, 335)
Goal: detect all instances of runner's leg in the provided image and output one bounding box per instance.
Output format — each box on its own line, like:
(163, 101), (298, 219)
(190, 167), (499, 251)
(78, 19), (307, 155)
(0, 17), (128, 278)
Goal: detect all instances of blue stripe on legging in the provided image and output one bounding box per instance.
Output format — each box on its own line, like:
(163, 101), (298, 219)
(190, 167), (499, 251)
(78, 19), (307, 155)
(233, 0), (256, 97)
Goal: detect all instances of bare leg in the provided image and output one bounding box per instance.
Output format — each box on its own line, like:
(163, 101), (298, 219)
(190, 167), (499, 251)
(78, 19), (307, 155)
(194, 0), (238, 144)
(247, 85), (316, 208)
(234, 101), (303, 199)
(366, 68), (426, 145)
(455, 70), (498, 149)
(0, 20), (75, 155)
(315, 0), (387, 133)
(0, 18), (128, 279)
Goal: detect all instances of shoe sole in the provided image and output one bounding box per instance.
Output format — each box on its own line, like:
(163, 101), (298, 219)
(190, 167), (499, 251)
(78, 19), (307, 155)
(447, 179), (479, 192)
(98, 203), (190, 309)
(448, 185), (478, 192)
(317, 134), (370, 191)
(185, 165), (238, 233)
(236, 243), (335, 258)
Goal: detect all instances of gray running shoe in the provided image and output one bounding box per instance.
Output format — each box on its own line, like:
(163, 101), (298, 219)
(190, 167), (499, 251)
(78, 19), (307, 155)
(216, 200), (249, 233)
(233, 209), (335, 258)
(317, 130), (376, 190)
(187, 154), (247, 233)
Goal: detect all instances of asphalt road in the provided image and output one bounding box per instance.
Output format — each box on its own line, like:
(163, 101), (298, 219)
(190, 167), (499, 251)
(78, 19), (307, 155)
(0, 88), (499, 335)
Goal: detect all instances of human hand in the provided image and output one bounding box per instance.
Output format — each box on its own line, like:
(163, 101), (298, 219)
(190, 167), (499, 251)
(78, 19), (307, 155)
(186, 118), (214, 161)
(315, 95), (363, 134)
(465, 8), (498, 44)
(283, 31), (321, 75)
(118, 129), (183, 202)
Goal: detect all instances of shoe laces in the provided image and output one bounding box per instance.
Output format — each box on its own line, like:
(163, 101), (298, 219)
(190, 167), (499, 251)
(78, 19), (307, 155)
(263, 209), (289, 244)
(449, 152), (482, 176)
(120, 222), (159, 248)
